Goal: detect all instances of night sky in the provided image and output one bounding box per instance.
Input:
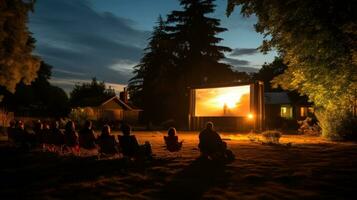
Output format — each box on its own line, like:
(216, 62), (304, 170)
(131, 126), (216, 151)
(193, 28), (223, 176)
(29, 0), (276, 93)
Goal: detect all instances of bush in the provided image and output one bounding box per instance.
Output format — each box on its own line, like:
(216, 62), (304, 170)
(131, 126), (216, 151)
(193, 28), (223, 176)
(316, 109), (356, 140)
(298, 117), (320, 135)
(262, 130), (282, 144)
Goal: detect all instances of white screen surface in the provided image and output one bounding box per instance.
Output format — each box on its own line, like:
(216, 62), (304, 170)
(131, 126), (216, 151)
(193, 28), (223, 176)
(194, 85), (250, 117)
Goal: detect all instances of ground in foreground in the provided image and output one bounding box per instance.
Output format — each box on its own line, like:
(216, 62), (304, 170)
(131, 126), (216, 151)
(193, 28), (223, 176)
(1, 132), (357, 200)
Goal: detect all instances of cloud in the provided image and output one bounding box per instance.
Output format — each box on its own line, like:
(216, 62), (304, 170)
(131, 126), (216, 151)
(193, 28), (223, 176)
(230, 48), (258, 56)
(49, 77), (126, 94)
(221, 58), (259, 73)
(29, 0), (150, 86)
(222, 58), (250, 66)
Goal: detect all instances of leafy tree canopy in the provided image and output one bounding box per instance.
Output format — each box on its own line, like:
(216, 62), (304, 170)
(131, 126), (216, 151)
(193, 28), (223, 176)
(0, 0), (40, 94)
(227, 0), (357, 138)
(0, 61), (70, 117)
(70, 78), (116, 107)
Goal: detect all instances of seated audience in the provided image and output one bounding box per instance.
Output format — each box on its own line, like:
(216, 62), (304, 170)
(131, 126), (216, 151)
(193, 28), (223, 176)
(118, 123), (152, 159)
(97, 125), (119, 155)
(164, 127), (183, 152)
(79, 120), (97, 149)
(198, 122), (235, 162)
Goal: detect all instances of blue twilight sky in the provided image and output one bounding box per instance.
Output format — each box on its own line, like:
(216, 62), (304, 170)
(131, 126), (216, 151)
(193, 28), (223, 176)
(29, 0), (276, 93)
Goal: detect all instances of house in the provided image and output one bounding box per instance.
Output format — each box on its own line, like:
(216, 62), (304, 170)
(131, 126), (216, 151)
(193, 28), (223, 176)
(77, 95), (142, 124)
(264, 92), (314, 129)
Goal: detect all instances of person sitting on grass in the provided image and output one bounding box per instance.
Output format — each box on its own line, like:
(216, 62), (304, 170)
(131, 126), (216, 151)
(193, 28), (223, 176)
(51, 121), (65, 152)
(79, 120), (97, 150)
(64, 121), (79, 153)
(164, 127), (183, 152)
(97, 125), (119, 156)
(7, 120), (17, 143)
(15, 121), (36, 151)
(118, 123), (152, 160)
(42, 122), (54, 151)
(33, 120), (44, 147)
(198, 122), (235, 162)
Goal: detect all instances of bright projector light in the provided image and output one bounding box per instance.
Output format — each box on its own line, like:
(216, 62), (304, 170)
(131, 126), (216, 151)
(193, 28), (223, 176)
(247, 113), (254, 119)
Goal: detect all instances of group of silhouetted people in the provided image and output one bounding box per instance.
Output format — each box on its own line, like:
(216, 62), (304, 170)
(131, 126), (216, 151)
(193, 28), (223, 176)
(7, 120), (234, 162)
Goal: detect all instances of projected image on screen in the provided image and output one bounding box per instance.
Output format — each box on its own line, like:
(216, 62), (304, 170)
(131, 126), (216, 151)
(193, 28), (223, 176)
(194, 85), (250, 117)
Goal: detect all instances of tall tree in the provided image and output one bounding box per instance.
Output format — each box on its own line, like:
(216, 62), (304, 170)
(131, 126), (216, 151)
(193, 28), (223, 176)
(130, 1), (237, 126)
(0, 0), (40, 95)
(166, 0), (235, 125)
(70, 78), (116, 107)
(227, 0), (357, 139)
(129, 16), (177, 123)
(167, 0), (234, 87)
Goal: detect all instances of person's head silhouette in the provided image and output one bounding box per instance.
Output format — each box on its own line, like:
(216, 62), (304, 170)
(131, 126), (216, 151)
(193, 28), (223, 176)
(206, 122), (214, 131)
(121, 123), (131, 136)
(102, 125), (111, 136)
(168, 127), (176, 137)
(84, 120), (92, 129)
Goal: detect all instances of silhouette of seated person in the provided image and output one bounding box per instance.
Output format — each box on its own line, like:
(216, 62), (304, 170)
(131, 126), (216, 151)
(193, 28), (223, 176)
(42, 123), (52, 144)
(164, 127), (183, 152)
(79, 120), (97, 150)
(64, 121), (78, 149)
(118, 123), (152, 159)
(33, 120), (44, 146)
(14, 121), (36, 150)
(51, 121), (65, 146)
(7, 120), (17, 143)
(97, 125), (119, 155)
(198, 122), (235, 162)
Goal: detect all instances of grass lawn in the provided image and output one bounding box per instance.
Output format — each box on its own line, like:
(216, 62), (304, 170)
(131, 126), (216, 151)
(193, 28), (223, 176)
(1, 131), (357, 199)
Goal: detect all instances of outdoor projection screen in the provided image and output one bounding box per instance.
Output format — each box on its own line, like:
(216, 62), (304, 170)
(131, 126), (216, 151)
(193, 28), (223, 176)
(194, 85), (251, 117)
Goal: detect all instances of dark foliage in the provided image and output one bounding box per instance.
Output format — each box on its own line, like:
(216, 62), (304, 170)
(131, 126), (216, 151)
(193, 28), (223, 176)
(69, 78), (116, 107)
(129, 0), (242, 126)
(0, 61), (70, 117)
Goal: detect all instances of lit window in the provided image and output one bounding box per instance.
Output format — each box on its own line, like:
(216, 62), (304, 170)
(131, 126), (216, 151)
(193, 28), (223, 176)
(281, 105), (293, 119)
(300, 107), (307, 117)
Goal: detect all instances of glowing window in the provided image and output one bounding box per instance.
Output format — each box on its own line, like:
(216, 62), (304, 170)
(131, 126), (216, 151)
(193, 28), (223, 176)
(300, 107), (307, 117)
(280, 105), (293, 119)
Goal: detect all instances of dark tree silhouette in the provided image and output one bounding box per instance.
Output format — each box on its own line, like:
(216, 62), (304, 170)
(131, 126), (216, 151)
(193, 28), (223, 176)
(166, 0), (234, 86)
(70, 78), (116, 107)
(166, 0), (237, 125)
(253, 57), (287, 92)
(129, 16), (177, 123)
(0, 61), (70, 117)
(130, 0), (238, 126)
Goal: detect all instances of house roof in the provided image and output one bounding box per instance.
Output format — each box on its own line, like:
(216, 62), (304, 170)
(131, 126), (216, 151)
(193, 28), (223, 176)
(264, 92), (291, 105)
(78, 96), (141, 111)
(100, 96), (138, 110)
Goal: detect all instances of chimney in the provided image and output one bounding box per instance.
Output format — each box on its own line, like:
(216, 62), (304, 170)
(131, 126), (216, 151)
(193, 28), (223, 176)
(119, 87), (128, 104)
